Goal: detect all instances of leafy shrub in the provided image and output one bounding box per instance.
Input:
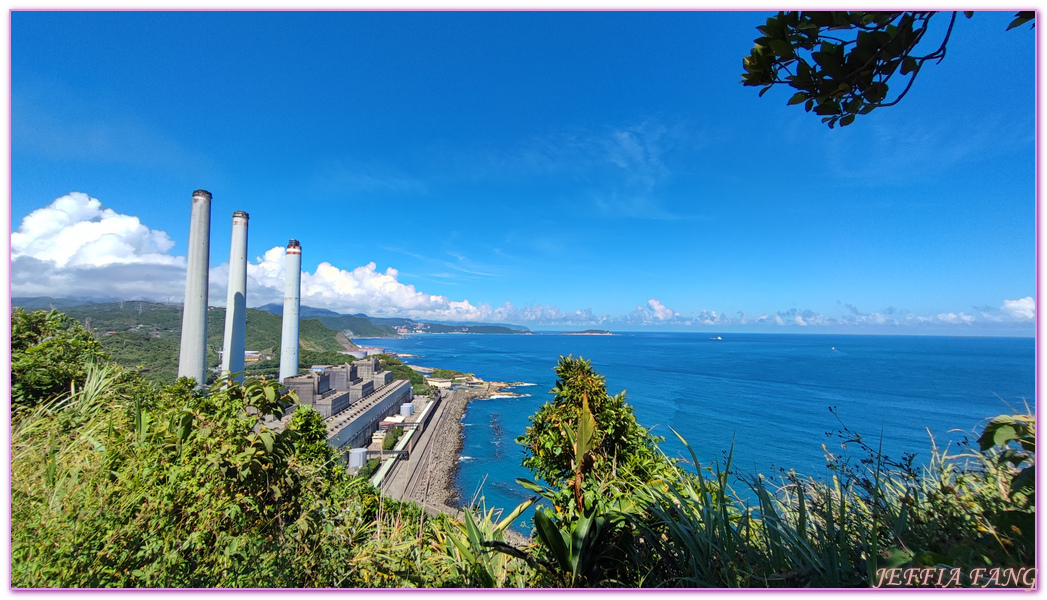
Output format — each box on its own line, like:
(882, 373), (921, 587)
(383, 427), (405, 451)
(11, 308), (108, 415)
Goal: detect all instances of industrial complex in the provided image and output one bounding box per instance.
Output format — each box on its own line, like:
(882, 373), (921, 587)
(174, 189), (435, 480)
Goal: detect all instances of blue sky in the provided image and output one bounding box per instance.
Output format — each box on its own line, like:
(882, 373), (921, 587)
(9, 10), (1037, 334)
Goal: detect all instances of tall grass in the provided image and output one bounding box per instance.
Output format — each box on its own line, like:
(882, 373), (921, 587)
(623, 414), (1036, 588)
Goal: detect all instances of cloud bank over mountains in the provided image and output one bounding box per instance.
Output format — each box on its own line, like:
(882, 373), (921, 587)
(11, 193), (1035, 331)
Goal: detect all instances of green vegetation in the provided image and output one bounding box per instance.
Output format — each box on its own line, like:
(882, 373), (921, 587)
(11, 308), (108, 415)
(382, 427), (405, 451)
(356, 458), (381, 481)
(8, 300), (356, 386)
(431, 368), (468, 380)
(244, 349), (360, 380)
(96, 332), (181, 383)
(315, 314), (398, 338)
(375, 354), (432, 396)
(743, 11), (1035, 128)
(10, 310), (1035, 588)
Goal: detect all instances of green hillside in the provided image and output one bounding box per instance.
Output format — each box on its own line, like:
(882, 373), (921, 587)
(315, 314), (398, 337)
(10, 300), (354, 385)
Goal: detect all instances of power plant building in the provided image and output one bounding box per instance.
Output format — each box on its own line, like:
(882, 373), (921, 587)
(282, 369), (351, 419)
(278, 359), (411, 449)
(283, 358), (398, 420)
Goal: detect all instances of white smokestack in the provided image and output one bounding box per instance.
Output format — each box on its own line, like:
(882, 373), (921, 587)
(177, 189), (212, 388)
(221, 210), (249, 382)
(279, 239), (302, 383)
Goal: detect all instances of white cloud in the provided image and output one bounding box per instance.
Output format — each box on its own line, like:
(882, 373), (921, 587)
(1001, 296), (1035, 322)
(936, 312), (975, 325)
(11, 193), (188, 300)
(11, 192), (183, 268)
(647, 298), (677, 321)
(10, 194), (1036, 333)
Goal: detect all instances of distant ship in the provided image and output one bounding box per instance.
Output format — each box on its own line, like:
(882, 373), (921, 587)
(710, 336), (722, 341)
(831, 346), (836, 350)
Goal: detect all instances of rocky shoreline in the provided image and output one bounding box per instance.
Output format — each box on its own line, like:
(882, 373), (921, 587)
(414, 380), (532, 545)
(423, 381), (510, 510)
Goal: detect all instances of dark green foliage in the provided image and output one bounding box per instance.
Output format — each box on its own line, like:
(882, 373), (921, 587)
(514, 356), (676, 586)
(97, 332), (180, 383)
(383, 427), (405, 451)
(977, 414), (1034, 507)
(11, 368), (382, 587)
(11, 309), (108, 415)
(430, 368), (467, 380)
(741, 11), (1034, 128)
(356, 458), (381, 481)
(518, 355), (674, 498)
(244, 349), (360, 380)
(288, 405), (337, 471)
(374, 354), (430, 394)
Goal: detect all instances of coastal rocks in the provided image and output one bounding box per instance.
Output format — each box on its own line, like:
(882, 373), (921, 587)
(403, 381), (533, 543)
(423, 383), (506, 508)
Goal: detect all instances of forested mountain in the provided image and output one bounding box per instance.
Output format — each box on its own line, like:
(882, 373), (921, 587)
(256, 304), (532, 336)
(256, 303), (397, 337)
(10, 299), (354, 384)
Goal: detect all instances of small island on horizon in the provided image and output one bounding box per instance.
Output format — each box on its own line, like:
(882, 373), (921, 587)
(562, 329), (613, 335)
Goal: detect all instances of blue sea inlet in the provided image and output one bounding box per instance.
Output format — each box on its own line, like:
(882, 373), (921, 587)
(375, 332), (1035, 533)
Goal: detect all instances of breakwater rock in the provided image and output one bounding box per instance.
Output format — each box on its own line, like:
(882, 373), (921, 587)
(412, 382), (531, 545)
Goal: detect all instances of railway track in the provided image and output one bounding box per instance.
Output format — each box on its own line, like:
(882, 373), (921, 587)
(402, 390), (452, 504)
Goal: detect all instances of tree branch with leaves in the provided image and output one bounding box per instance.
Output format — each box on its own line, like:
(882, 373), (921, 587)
(741, 11), (1034, 128)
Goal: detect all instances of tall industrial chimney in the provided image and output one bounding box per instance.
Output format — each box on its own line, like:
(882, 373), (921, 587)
(177, 189), (212, 388)
(279, 239), (302, 382)
(220, 210), (249, 382)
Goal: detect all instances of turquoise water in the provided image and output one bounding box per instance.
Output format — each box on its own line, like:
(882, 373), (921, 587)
(375, 332), (1035, 532)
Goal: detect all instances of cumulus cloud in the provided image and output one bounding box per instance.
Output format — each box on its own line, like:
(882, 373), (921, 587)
(1001, 297), (1035, 322)
(11, 193), (187, 300)
(237, 248), (493, 320)
(647, 298), (677, 321)
(622, 298), (684, 324)
(11, 192), (183, 268)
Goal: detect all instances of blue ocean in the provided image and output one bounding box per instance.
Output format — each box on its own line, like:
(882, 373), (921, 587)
(375, 332), (1035, 532)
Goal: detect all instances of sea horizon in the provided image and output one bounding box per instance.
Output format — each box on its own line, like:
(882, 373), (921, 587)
(374, 331), (1035, 533)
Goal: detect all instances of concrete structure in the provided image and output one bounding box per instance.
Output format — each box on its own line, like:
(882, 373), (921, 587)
(350, 380), (375, 402)
(326, 362), (357, 390)
(279, 239), (302, 382)
(220, 211), (250, 381)
(356, 356), (378, 380)
(283, 369), (351, 418)
(327, 379), (413, 449)
(379, 414), (406, 431)
(177, 189), (212, 388)
(348, 448), (368, 469)
(351, 356), (396, 389)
